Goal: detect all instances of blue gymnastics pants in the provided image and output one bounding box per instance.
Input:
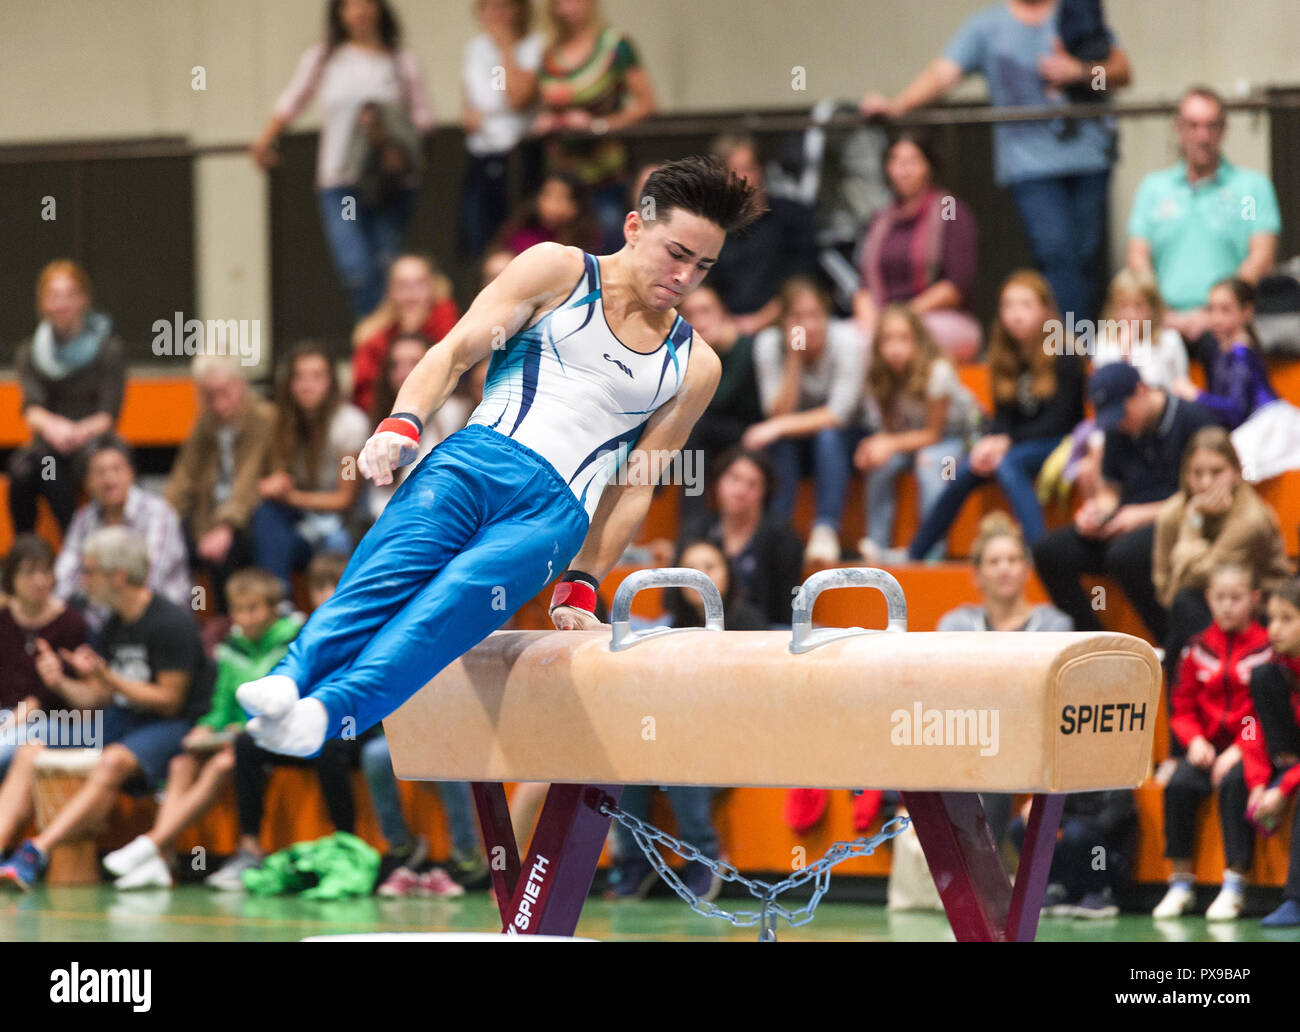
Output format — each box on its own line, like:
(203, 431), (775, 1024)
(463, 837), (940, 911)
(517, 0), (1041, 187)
(271, 422), (592, 742)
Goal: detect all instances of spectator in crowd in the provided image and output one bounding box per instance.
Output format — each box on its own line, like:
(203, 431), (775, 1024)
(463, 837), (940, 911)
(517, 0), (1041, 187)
(1093, 266), (1189, 389)
(861, 0), (1131, 323)
(165, 356), (275, 616)
(532, 0), (657, 251)
(1247, 580), (1300, 927)
(200, 555), (371, 891)
(674, 285), (763, 531)
(1173, 278), (1277, 430)
(253, 343), (369, 595)
(1127, 86), (1281, 341)
(351, 253), (460, 414)
(607, 539), (764, 902)
(55, 437), (190, 634)
(937, 511), (1072, 851)
(0, 536), (86, 781)
(99, 569), (303, 890)
(670, 447), (804, 628)
(1033, 363), (1215, 641)
(906, 270), (1083, 559)
(364, 737), (486, 898)
(490, 171), (598, 254)
(1011, 790), (1136, 918)
(856, 304), (980, 564)
(0, 528), (214, 892)
(9, 260), (125, 534)
(744, 277), (867, 563)
(704, 134), (815, 337)
(252, 0), (435, 318)
(1155, 562), (1270, 921)
(853, 131), (981, 363)
(1171, 277), (1300, 482)
(1153, 427), (1292, 701)
(1042, 266), (1193, 508)
(460, 0), (544, 258)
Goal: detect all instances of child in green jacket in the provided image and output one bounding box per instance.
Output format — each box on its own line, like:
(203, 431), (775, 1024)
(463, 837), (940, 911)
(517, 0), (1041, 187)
(102, 569), (301, 889)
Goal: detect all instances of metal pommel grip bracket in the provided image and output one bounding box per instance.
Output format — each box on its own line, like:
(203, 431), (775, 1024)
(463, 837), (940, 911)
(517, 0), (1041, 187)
(789, 567), (908, 654)
(610, 567), (725, 651)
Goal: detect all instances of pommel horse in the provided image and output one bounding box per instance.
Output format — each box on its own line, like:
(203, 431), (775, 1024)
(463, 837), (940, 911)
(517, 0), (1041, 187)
(385, 568), (1161, 942)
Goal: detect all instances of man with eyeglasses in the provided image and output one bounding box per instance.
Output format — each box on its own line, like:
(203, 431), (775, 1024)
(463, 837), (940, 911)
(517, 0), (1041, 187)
(1127, 86), (1281, 342)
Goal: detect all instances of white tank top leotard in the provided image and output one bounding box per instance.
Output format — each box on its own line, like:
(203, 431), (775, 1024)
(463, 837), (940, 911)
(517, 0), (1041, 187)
(464, 252), (696, 521)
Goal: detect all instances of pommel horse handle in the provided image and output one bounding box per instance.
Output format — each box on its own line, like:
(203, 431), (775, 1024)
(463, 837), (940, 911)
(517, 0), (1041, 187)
(790, 566), (907, 654)
(610, 567), (725, 651)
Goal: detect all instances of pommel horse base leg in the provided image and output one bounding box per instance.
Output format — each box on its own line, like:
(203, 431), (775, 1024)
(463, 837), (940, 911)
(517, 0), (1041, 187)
(472, 782), (621, 937)
(902, 791), (1065, 942)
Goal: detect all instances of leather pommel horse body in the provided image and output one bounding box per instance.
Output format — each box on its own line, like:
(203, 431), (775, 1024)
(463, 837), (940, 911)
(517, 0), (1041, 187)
(384, 569), (1161, 941)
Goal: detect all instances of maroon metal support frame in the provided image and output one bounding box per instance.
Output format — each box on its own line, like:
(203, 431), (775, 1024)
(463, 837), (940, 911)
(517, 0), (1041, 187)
(471, 782), (622, 936)
(902, 790), (1065, 942)
(470, 782), (1062, 940)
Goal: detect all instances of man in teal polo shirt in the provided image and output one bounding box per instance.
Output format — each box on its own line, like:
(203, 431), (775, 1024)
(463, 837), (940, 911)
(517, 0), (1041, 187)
(1127, 85), (1280, 340)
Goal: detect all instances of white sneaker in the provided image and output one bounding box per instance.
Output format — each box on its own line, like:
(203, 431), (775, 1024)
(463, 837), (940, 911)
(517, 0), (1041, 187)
(805, 524), (841, 564)
(206, 848), (261, 891)
(236, 674), (300, 721)
(1152, 880), (1196, 918)
(115, 853), (173, 890)
(858, 537), (883, 564)
(103, 834), (159, 877)
(1206, 882), (1245, 922)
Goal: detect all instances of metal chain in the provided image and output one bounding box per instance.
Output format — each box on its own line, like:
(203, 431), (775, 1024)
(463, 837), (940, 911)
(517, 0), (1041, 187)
(599, 799), (910, 941)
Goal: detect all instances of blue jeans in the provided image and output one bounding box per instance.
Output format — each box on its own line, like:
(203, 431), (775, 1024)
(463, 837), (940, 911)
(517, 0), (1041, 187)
(317, 186), (416, 318)
(907, 436), (1058, 558)
(612, 786), (719, 862)
(768, 427), (859, 529)
(360, 734), (480, 858)
(864, 435), (966, 554)
(251, 500), (354, 597)
(1008, 170), (1110, 323)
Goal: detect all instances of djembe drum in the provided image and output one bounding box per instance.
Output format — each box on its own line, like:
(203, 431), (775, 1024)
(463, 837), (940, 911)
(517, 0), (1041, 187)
(33, 748), (103, 885)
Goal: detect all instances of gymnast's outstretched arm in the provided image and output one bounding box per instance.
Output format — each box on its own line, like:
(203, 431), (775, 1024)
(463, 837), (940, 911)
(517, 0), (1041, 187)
(566, 333), (720, 585)
(361, 243), (586, 485)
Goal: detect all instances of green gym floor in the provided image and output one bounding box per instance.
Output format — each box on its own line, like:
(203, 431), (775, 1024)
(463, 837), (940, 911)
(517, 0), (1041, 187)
(3, 886), (1298, 941)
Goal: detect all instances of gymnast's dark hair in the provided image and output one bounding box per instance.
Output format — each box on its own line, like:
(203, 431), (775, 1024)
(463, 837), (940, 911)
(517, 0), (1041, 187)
(638, 156), (766, 235)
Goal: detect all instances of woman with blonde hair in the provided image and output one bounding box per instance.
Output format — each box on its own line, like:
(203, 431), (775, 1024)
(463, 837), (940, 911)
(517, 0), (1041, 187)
(1153, 426), (1292, 687)
(905, 270), (1084, 559)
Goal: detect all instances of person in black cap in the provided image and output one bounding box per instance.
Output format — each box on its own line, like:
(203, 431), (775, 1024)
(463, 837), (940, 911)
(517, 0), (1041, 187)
(1031, 363), (1214, 640)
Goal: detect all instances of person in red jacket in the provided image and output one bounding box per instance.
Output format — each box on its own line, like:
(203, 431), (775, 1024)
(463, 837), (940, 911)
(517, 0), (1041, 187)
(350, 254), (460, 414)
(1155, 562), (1272, 921)
(1244, 579), (1300, 926)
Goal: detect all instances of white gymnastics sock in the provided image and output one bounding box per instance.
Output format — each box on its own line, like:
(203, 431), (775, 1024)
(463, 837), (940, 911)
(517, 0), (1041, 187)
(246, 697), (329, 758)
(236, 674), (300, 720)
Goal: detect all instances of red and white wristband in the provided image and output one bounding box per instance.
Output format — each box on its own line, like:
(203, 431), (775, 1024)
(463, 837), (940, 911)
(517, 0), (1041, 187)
(550, 570), (599, 614)
(377, 411), (423, 444)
